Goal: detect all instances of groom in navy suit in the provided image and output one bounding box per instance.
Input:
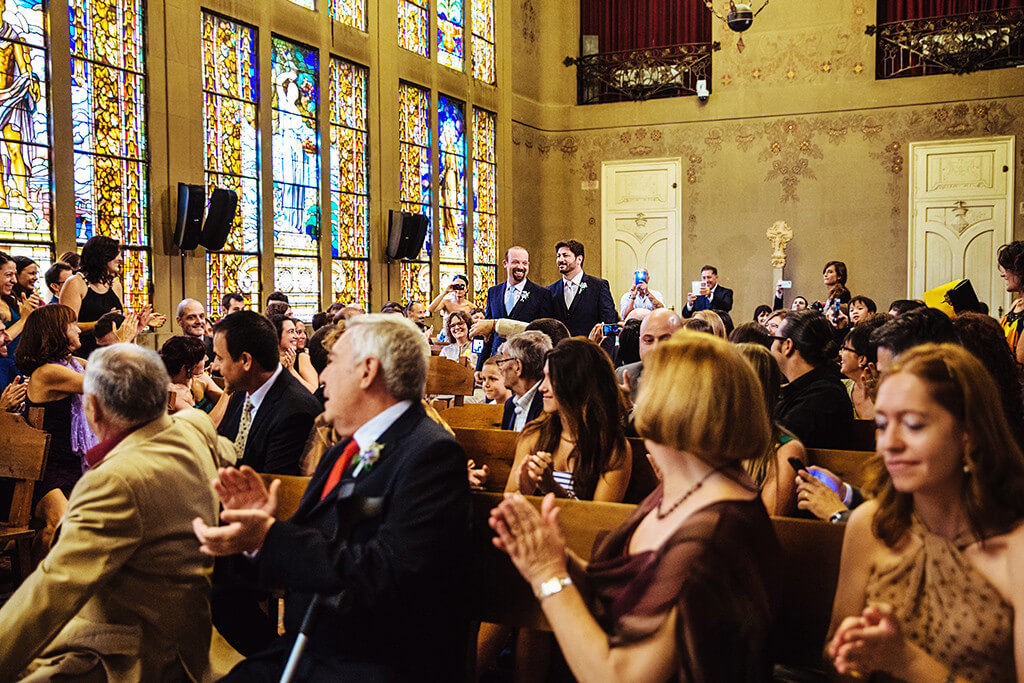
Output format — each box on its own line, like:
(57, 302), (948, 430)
(548, 240), (618, 352)
(478, 246), (553, 367)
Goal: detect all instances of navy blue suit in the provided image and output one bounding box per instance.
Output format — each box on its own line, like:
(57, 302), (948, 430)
(500, 390), (544, 431)
(479, 279), (554, 366)
(682, 286), (734, 318)
(548, 273), (618, 352)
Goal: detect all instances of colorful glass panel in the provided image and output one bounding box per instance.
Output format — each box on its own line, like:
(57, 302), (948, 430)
(401, 261), (431, 306)
(272, 36), (320, 318)
(437, 0), (464, 71)
(287, 0), (316, 9)
(331, 259), (369, 310)
(399, 82), (431, 301)
(471, 0), (495, 83)
(0, 0), (51, 252)
(331, 0), (366, 31)
(472, 107), (496, 298)
(275, 256), (320, 320)
(399, 0), (429, 57)
(473, 264), (496, 301)
(203, 12), (260, 315)
(438, 95), (466, 264)
(70, 0), (150, 312)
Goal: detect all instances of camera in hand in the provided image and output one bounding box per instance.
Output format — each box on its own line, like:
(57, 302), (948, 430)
(452, 283), (465, 291)
(603, 323), (621, 336)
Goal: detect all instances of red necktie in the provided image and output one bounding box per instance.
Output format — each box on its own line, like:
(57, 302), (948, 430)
(320, 440), (360, 501)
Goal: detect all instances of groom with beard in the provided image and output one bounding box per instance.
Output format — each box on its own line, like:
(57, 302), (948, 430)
(476, 245), (553, 369)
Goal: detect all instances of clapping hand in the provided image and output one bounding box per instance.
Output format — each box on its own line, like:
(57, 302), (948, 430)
(828, 603), (911, 677)
(141, 306), (167, 328)
(281, 347), (296, 369)
(0, 378), (27, 412)
(489, 493), (568, 591)
(467, 459), (489, 489)
(525, 451), (555, 492)
(17, 293), (41, 317)
(192, 466), (279, 556)
(114, 311), (140, 343)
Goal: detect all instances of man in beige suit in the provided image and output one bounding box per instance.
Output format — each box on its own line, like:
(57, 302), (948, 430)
(0, 343), (235, 681)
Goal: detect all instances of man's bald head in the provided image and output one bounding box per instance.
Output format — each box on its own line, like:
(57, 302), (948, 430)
(639, 308), (683, 360)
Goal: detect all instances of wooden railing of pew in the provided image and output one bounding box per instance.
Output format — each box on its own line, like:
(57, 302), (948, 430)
(262, 475), (846, 669)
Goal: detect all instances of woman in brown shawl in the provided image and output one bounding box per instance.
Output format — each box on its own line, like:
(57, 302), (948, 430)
(489, 331), (780, 682)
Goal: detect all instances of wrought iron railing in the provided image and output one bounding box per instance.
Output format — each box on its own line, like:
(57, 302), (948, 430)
(566, 42), (720, 105)
(866, 7), (1024, 78)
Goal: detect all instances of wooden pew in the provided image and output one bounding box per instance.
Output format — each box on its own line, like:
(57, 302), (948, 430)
(260, 474), (311, 521)
(426, 356), (475, 406)
(441, 403), (503, 430)
(470, 491), (846, 668)
(453, 427), (660, 504)
(806, 448), (882, 493)
(0, 411), (51, 583)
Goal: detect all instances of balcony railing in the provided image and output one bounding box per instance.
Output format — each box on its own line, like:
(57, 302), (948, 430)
(866, 7), (1024, 78)
(566, 42), (719, 105)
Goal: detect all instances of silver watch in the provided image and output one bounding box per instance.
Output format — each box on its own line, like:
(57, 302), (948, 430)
(535, 575), (572, 601)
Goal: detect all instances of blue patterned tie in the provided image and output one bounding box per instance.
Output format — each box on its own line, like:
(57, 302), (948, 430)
(505, 285), (517, 315)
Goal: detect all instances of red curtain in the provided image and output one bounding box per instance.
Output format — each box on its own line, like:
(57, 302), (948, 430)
(879, 0), (1023, 21)
(579, 0), (711, 53)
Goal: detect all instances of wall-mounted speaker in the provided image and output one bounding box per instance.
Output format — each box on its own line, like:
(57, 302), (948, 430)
(385, 210), (429, 260)
(174, 183), (205, 250)
(200, 188), (238, 251)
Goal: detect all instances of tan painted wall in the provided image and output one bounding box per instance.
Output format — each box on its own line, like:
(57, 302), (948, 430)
(507, 0), (1024, 321)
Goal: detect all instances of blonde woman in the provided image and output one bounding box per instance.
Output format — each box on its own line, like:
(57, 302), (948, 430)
(693, 309), (726, 338)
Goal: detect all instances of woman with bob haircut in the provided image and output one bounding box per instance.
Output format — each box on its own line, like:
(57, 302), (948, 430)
(828, 344), (1024, 681)
(14, 304), (98, 552)
(489, 332), (780, 681)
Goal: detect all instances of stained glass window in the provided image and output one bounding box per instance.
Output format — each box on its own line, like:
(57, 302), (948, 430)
(0, 0), (52, 269)
(471, 0), (495, 83)
(331, 0), (366, 31)
(472, 107), (497, 300)
(399, 0), (429, 57)
(272, 36), (320, 319)
(399, 82), (431, 304)
(329, 56), (369, 310)
(438, 95), (466, 298)
(203, 12), (260, 316)
(437, 0), (464, 70)
(70, 0), (150, 312)
(287, 0), (316, 10)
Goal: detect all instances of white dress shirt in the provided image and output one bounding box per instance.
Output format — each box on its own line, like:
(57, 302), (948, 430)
(246, 364), (283, 419)
(352, 400), (414, 453)
(620, 289), (664, 312)
(512, 381), (542, 432)
(562, 271), (584, 309)
(504, 281), (525, 314)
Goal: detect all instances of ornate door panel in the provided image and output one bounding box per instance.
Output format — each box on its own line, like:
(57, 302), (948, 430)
(601, 159), (682, 311)
(909, 137), (1014, 314)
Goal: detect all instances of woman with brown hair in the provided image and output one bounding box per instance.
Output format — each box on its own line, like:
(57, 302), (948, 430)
(0, 251), (42, 388)
(14, 304), (99, 551)
(828, 344), (1024, 681)
(489, 332), (779, 681)
(506, 337), (631, 502)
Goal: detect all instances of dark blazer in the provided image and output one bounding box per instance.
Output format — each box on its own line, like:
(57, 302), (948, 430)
(217, 369), (320, 475)
(480, 279), (554, 364)
(683, 285), (734, 317)
(500, 389), (544, 430)
(548, 273), (618, 352)
(227, 403), (471, 681)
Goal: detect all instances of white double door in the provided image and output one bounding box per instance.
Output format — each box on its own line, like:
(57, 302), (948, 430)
(909, 136), (1015, 316)
(601, 158), (683, 313)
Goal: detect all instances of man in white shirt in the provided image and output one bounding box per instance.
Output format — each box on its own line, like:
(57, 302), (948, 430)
(496, 330), (552, 431)
(477, 246), (554, 368)
(619, 268), (665, 318)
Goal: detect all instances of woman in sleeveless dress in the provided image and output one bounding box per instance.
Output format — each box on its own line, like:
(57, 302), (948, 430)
(0, 251), (42, 388)
(14, 305), (98, 555)
(489, 331), (780, 681)
(159, 335), (223, 414)
(427, 273), (475, 342)
(828, 344), (1024, 681)
(59, 236), (165, 356)
(998, 240), (1024, 364)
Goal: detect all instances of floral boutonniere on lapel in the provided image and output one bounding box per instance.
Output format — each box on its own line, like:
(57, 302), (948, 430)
(519, 290), (530, 302)
(578, 281), (588, 291)
(352, 441), (384, 477)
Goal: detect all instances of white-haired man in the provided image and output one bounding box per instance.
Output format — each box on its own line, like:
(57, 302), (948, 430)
(0, 344), (234, 680)
(194, 314), (472, 681)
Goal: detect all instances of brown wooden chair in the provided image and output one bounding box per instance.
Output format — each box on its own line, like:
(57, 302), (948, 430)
(850, 419), (876, 451)
(0, 411), (51, 583)
(425, 356), (476, 406)
(441, 403), (503, 430)
(806, 448), (883, 492)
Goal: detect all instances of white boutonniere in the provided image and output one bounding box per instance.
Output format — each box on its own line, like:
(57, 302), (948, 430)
(519, 290), (530, 302)
(578, 281), (588, 291)
(352, 442), (384, 477)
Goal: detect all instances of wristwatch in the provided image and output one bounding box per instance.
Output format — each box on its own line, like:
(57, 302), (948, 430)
(829, 510), (846, 524)
(535, 575), (572, 601)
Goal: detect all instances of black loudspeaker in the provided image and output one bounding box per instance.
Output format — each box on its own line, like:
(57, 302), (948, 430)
(200, 188), (238, 251)
(385, 210), (430, 260)
(174, 183), (205, 250)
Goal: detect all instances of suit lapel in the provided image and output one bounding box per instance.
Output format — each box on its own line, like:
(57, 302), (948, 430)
(566, 274), (588, 316)
(294, 437), (354, 519)
(246, 372), (288, 447)
(551, 280), (567, 318)
(508, 281), (528, 318)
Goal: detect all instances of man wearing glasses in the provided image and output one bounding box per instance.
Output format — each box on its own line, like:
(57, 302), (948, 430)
(496, 331), (552, 431)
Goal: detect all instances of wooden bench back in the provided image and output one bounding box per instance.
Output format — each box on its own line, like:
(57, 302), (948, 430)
(260, 474), (311, 521)
(850, 419), (876, 451)
(426, 356), (475, 406)
(807, 448), (882, 493)
(0, 411), (51, 527)
(441, 403), (503, 430)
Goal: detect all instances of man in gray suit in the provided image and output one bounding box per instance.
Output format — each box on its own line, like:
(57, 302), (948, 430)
(616, 308), (683, 402)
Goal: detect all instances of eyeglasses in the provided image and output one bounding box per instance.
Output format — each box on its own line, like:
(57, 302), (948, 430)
(841, 345), (858, 354)
(494, 357), (517, 365)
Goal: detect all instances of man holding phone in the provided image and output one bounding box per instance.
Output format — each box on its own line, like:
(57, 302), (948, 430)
(683, 264), (733, 318)
(619, 268), (664, 318)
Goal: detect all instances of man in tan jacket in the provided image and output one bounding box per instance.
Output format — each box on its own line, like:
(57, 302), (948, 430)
(0, 343), (235, 681)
